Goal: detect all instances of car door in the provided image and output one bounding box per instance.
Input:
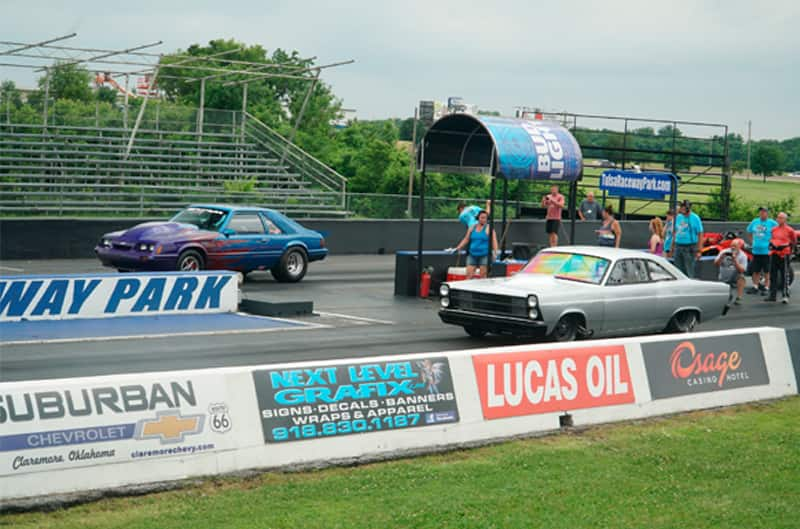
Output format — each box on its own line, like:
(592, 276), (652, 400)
(258, 212), (293, 268)
(645, 259), (681, 328)
(602, 258), (658, 334)
(219, 211), (269, 271)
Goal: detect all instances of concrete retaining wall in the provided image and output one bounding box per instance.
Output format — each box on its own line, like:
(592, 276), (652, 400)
(0, 218), (752, 260)
(0, 326), (794, 504)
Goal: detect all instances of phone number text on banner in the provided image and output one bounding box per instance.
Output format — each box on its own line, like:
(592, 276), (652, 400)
(252, 358), (459, 443)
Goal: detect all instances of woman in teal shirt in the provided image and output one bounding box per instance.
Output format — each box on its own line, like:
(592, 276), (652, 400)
(455, 210), (499, 279)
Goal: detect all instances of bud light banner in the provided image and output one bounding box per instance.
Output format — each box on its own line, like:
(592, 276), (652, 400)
(479, 117), (583, 181)
(0, 271), (238, 322)
(641, 334), (770, 400)
(472, 345), (635, 420)
(252, 358), (460, 443)
(600, 170), (675, 200)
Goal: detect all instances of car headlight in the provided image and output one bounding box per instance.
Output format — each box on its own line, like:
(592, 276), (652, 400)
(440, 284), (450, 297)
(440, 296), (450, 308)
(527, 295), (538, 308)
(137, 243), (155, 252)
(101, 239), (111, 248)
(529, 308), (539, 319)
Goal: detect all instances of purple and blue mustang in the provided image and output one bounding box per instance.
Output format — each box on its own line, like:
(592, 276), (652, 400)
(95, 205), (327, 282)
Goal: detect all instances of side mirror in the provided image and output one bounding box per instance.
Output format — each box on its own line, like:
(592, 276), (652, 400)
(221, 228), (235, 237)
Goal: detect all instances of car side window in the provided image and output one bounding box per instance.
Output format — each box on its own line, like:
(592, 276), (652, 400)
(227, 213), (265, 235)
(607, 259), (649, 285)
(261, 215), (283, 235)
(647, 260), (676, 282)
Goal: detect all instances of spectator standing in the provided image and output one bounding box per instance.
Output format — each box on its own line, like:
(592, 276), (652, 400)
(597, 205), (622, 248)
(765, 212), (797, 303)
(456, 200), (491, 229)
(673, 200), (704, 278)
(715, 238), (748, 305)
(454, 210), (499, 280)
(649, 217), (665, 256)
(578, 192), (600, 221)
(541, 185), (565, 247)
(746, 207), (777, 295)
(664, 208), (676, 257)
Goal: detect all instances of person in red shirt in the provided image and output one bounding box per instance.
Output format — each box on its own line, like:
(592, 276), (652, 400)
(541, 185), (565, 247)
(765, 212), (797, 303)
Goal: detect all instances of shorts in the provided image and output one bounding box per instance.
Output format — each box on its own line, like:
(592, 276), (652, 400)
(466, 254), (489, 267)
(546, 219), (561, 234)
(750, 254), (769, 274)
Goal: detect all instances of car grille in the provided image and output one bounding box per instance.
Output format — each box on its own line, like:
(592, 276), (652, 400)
(112, 242), (133, 250)
(449, 290), (527, 317)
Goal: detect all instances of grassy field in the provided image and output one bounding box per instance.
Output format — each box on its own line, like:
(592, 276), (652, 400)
(4, 397), (799, 529)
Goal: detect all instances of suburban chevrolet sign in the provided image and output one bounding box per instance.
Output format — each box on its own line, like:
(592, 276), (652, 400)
(600, 170), (675, 199)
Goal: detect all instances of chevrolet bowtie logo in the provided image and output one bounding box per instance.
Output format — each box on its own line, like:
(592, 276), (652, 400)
(135, 410), (205, 444)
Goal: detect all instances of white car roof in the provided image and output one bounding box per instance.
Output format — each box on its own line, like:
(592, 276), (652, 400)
(542, 245), (658, 261)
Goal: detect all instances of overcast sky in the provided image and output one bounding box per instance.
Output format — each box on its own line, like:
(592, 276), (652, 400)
(2, 0), (798, 139)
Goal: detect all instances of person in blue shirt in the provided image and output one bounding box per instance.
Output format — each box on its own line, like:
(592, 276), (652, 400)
(746, 207), (778, 294)
(672, 200), (704, 278)
(457, 200), (491, 228)
(663, 208), (675, 257)
(454, 210), (499, 279)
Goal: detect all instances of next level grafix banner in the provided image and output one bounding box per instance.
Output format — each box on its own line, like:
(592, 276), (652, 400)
(252, 357), (460, 443)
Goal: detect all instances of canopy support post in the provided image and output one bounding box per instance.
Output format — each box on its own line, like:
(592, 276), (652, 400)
(569, 180), (578, 245)
(501, 177), (508, 258)
(416, 165), (426, 297)
(488, 175), (497, 275)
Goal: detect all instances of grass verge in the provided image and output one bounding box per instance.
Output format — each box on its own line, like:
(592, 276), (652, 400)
(3, 397), (799, 529)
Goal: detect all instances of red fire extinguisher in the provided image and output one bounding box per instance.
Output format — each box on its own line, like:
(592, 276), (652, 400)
(420, 269), (432, 298)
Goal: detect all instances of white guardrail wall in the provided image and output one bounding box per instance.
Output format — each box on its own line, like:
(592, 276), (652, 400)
(0, 271), (239, 322)
(0, 327), (797, 502)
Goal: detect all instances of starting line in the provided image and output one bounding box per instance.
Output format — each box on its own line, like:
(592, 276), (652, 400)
(0, 313), (324, 345)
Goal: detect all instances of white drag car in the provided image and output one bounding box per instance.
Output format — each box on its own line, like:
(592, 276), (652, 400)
(438, 246), (730, 341)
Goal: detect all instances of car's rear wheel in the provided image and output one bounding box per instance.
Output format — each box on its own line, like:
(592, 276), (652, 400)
(667, 310), (699, 333)
(272, 248), (308, 283)
(550, 315), (580, 342)
(464, 326), (488, 338)
(177, 250), (204, 272)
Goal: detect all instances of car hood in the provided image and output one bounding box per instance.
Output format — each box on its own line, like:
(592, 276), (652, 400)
(109, 222), (218, 243)
(447, 273), (595, 298)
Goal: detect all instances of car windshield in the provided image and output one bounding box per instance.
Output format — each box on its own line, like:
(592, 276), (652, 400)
(171, 207), (228, 231)
(521, 252), (610, 285)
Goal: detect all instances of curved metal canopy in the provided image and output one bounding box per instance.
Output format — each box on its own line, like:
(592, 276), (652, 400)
(423, 114), (583, 181)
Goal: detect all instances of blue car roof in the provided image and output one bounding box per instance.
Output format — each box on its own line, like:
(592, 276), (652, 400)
(187, 204), (278, 215)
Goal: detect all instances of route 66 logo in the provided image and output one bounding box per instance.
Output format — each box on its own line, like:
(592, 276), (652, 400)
(208, 403), (232, 434)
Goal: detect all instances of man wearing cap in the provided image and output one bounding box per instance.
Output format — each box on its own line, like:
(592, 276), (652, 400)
(765, 212), (797, 303)
(673, 200), (704, 278)
(746, 207), (777, 295)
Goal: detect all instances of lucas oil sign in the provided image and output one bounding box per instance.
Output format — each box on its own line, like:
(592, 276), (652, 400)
(252, 358), (460, 443)
(641, 334), (770, 399)
(472, 345), (635, 420)
(0, 271), (237, 321)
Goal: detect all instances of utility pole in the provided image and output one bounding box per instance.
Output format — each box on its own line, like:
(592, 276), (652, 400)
(746, 120), (752, 180)
(406, 106), (418, 217)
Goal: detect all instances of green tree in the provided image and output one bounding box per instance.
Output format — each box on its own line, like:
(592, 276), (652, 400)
(96, 86), (117, 104)
(751, 143), (785, 176)
(38, 63), (93, 102)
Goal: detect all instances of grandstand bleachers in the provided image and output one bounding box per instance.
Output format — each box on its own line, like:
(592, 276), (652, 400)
(0, 111), (348, 217)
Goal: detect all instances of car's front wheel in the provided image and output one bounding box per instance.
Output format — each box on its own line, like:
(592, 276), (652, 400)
(272, 248), (308, 283)
(177, 249), (204, 272)
(550, 315), (580, 342)
(666, 310), (699, 333)
(464, 326), (488, 338)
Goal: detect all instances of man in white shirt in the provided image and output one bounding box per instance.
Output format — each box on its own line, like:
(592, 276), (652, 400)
(714, 238), (748, 305)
